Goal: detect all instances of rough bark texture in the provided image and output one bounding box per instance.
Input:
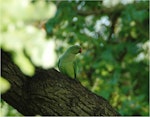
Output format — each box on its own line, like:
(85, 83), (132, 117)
(1, 50), (120, 116)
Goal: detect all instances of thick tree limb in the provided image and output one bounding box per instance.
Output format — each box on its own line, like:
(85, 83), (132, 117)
(1, 50), (120, 116)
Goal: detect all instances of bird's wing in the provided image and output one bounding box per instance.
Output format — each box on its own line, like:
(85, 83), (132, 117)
(58, 59), (60, 69)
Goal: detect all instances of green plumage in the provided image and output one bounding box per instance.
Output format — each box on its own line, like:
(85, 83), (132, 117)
(58, 45), (81, 78)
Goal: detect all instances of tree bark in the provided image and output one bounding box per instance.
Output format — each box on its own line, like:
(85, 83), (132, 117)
(1, 50), (120, 116)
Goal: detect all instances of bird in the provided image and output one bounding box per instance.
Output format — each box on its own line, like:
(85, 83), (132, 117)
(58, 45), (82, 79)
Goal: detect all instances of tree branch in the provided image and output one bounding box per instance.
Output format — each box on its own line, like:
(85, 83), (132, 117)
(1, 50), (120, 116)
(76, 2), (148, 16)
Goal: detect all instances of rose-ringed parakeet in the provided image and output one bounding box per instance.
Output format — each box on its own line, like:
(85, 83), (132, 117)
(58, 45), (82, 79)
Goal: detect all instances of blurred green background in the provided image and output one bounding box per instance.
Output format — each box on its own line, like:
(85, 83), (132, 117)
(0, 0), (149, 116)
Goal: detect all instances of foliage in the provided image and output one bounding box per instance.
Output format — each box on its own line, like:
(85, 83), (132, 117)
(1, 0), (149, 116)
(1, 0), (57, 76)
(0, 77), (11, 94)
(1, 100), (22, 116)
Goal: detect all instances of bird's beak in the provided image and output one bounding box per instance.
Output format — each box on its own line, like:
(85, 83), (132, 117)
(79, 48), (82, 53)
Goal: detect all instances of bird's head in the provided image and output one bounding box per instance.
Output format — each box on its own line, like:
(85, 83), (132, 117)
(67, 45), (82, 54)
